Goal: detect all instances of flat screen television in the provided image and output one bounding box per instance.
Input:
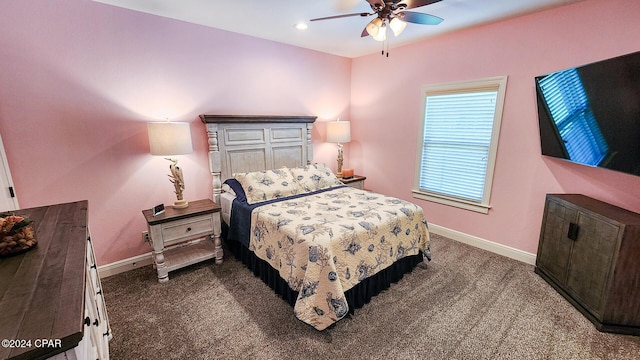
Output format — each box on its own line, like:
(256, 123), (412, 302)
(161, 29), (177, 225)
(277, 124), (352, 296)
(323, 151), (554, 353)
(535, 51), (640, 176)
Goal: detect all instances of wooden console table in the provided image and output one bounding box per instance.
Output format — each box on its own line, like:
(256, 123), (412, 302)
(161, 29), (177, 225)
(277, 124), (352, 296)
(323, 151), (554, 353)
(143, 199), (223, 282)
(535, 194), (640, 335)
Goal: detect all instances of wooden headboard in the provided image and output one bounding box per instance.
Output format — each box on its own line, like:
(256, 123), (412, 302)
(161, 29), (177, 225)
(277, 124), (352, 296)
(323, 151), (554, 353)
(200, 115), (317, 204)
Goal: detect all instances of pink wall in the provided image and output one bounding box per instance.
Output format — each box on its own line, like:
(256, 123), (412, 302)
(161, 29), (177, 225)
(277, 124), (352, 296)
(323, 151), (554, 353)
(2, 0), (639, 266)
(0, 0), (351, 264)
(350, 0), (640, 254)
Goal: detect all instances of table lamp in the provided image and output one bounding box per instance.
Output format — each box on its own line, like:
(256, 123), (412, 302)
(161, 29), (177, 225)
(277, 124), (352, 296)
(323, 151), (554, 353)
(326, 119), (351, 178)
(147, 121), (193, 209)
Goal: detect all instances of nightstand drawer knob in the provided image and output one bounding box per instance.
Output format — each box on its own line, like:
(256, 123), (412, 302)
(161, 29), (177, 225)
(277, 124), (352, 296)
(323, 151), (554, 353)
(186, 227), (192, 232)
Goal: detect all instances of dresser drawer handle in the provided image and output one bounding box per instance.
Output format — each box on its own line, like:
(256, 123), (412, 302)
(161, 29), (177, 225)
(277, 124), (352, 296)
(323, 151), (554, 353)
(84, 317), (91, 326)
(186, 227), (192, 232)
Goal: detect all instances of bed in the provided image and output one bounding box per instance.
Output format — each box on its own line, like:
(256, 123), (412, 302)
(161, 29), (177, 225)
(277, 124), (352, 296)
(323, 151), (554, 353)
(200, 115), (431, 330)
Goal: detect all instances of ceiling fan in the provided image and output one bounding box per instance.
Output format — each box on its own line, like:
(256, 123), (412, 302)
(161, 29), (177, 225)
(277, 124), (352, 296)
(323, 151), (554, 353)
(310, 0), (444, 42)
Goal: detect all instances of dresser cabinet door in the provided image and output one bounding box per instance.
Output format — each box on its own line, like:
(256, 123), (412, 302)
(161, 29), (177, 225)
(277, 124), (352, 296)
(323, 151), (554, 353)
(537, 198), (577, 285)
(84, 279), (102, 360)
(565, 212), (620, 318)
(85, 235), (111, 359)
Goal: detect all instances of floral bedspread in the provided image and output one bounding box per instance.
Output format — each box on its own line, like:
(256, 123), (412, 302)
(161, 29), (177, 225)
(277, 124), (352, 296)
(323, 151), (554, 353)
(249, 186), (430, 330)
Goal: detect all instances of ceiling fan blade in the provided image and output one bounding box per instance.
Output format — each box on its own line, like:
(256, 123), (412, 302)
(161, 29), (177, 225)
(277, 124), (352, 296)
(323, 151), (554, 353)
(397, 11), (443, 25)
(310, 12), (371, 21)
(400, 0), (443, 10)
(361, 26), (370, 37)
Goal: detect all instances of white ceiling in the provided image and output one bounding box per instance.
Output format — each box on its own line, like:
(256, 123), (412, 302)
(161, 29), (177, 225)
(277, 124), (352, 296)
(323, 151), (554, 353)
(93, 0), (585, 58)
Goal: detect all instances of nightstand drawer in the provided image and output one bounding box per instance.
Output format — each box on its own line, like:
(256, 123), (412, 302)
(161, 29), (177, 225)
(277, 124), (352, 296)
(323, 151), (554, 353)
(161, 215), (214, 243)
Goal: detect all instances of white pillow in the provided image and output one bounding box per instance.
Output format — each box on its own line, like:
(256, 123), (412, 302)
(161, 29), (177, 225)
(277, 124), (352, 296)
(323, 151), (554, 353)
(234, 168), (302, 204)
(289, 163), (343, 192)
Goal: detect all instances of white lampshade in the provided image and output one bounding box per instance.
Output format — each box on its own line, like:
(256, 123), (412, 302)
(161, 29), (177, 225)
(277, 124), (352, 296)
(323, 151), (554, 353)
(366, 18), (383, 37)
(366, 18), (387, 42)
(147, 122), (193, 156)
(373, 23), (387, 42)
(327, 120), (351, 143)
(389, 17), (407, 37)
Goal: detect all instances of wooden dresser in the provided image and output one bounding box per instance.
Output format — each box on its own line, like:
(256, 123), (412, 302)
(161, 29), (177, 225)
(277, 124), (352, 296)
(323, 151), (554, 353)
(535, 194), (640, 335)
(0, 201), (111, 359)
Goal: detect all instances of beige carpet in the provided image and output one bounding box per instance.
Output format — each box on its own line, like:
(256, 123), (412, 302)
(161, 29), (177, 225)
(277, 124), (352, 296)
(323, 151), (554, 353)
(101, 234), (640, 359)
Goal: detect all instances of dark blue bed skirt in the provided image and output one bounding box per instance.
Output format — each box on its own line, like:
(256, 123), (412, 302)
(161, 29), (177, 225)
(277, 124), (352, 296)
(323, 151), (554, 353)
(222, 222), (424, 315)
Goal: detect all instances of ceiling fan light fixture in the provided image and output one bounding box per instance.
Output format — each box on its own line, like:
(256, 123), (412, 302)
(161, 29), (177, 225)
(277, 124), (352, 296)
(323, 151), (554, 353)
(366, 18), (387, 42)
(365, 18), (383, 37)
(389, 17), (407, 36)
(373, 23), (387, 41)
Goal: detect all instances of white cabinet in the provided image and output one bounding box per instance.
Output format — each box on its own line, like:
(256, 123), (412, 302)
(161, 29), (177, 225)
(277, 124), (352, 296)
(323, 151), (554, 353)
(82, 235), (111, 359)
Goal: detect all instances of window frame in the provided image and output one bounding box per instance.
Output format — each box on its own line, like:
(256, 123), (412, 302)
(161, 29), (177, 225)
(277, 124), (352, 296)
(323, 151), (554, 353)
(412, 76), (508, 214)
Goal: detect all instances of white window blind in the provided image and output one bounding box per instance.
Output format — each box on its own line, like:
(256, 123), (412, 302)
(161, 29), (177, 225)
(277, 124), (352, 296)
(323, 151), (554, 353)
(414, 76), (507, 213)
(419, 90), (497, 202)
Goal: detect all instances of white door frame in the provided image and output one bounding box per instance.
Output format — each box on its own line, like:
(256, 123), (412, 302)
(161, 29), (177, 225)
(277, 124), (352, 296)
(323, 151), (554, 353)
(0, 133), (19, 211)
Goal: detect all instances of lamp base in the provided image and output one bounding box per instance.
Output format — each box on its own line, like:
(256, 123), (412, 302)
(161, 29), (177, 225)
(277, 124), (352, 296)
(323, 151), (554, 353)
(173, 199), (189, 209)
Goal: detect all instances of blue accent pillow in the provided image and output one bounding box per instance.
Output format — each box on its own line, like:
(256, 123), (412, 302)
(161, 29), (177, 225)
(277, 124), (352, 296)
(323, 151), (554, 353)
(223, 178), (247, 203)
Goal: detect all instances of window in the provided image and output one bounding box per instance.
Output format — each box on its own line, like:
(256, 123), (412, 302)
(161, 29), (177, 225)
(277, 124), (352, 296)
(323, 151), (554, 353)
(413, 76), (507, 214)
(536, 68), (608, 166)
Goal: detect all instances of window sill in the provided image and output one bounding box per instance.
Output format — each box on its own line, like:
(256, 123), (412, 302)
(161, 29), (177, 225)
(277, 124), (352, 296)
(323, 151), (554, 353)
(412, 190), (490, 214)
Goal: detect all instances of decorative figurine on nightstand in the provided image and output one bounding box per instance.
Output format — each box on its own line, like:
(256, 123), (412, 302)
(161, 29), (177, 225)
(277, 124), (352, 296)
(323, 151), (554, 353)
(167, 158), (188, 209)
(147, 121), (193, 209)
(326, 119), (351, 178)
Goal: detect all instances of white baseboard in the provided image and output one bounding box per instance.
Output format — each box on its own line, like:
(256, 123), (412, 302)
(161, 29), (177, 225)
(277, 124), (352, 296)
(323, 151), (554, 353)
(428, 223), (537, 265)
(98, 252), (153, 278)
(98, 224), (536, 278)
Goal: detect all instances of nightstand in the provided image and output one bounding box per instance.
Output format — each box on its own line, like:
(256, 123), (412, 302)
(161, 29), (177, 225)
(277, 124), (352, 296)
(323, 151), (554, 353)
(341, 175), (366, 190)
(142, 199), (223, 282)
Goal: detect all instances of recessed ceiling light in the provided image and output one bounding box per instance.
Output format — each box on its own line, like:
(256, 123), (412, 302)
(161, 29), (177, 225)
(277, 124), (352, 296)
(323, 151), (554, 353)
(294, 22), (308, 30)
